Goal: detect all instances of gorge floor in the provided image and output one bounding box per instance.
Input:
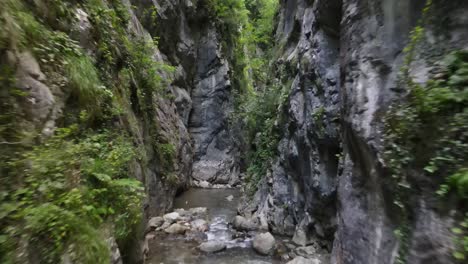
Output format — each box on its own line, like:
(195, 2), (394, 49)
(145, 188), (284, 264)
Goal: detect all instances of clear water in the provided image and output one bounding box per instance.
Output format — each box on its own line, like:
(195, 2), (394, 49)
(146, 188), (283, 264)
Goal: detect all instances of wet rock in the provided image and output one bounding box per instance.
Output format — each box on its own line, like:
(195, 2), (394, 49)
(189, 207), (208, 217)
(185, 230), (207, 242)
(199, 241), (226, 253)
(147, 217), (164, 230)
(164, 223), (189, 234)
(295, 245), (317, 258)
(232, 215), (257, 231)
(253, 232), (276, 255)
(198, 180), (211, 188)
(287, 256), (321, 264)
(163, 212), (180, 223)
(191, 219), (209, 232)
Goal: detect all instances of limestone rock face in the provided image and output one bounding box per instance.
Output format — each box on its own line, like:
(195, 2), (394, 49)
(240, 0), (341, 244)
(189, 26), (241, 185)
(332, 1), (467, 264)
(243, 1), (468, 264)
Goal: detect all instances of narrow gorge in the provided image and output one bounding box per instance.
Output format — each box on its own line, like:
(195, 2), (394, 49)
(0, 0), (467, 264)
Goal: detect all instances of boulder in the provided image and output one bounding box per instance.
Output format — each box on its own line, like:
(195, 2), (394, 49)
(199, 241), (226, 253)
(164, 223), (189, 234)
(253, 232), (276, 255)
(232, 215), (257, 231)
(287, 256), (321, 264)
(163, 212), (180, 223)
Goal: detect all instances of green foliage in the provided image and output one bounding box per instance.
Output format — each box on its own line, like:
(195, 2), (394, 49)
(451, 214), (468, 260)
(206, 0), (249, 35)
(219, 0), (279, 195)
(0, 129), (144, 263)
(0, 1), (173, 262)
(65, 55), (111, 108)
(155, 141), (178, 185)
(240, 81), (283, 195)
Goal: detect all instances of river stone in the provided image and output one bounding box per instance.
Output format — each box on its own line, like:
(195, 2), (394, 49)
(232, 215), (257, 231)
(189, 207), (208, 217)
(191, 219), (209, 232)
(287, 256), (321, 264)
(199, 241), (226, 253)
(163, 212), (180, 223)
(164, 223), (189, 234)
(147, 217), (164, 230)
(253, 232), (276, 255)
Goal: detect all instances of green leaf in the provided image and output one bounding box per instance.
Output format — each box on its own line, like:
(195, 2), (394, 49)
(451, 227), (463, 235)
(453, 251), (465, 260)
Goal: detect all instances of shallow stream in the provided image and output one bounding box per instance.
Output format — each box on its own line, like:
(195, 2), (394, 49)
(146, 188), (282, 264)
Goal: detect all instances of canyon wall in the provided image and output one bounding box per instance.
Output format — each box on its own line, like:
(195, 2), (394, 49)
(0, 0), (240, 262)
(244, 0), (468, 263)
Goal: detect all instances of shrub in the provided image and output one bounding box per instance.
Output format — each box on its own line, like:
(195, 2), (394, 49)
(0, 129), (144, 263)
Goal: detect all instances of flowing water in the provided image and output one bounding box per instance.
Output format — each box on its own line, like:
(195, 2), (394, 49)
(146, 188), (283, 264)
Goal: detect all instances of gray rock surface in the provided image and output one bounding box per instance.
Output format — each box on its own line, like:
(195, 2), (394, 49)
(332, 1), (466, 264)
(232, 215), (258, 231)
(163, 212), (180, 223)
(240, 0), (340, 243)
(243, 1), (467, 264)
(199, 241), (227, 253)
(189, 26), (241, 185)
(253, 232), (276, 255)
